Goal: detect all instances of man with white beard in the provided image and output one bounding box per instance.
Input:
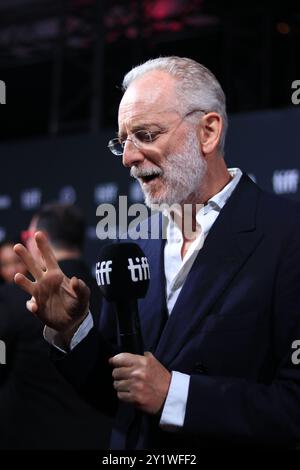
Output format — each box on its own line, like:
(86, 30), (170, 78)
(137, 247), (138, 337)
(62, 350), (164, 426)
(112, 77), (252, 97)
(14, 57), (300, 450)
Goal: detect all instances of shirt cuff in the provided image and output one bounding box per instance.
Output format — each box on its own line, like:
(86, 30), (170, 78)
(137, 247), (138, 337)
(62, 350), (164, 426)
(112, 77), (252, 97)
(159, 371), (190, 431)
(43, 312), (94, 353)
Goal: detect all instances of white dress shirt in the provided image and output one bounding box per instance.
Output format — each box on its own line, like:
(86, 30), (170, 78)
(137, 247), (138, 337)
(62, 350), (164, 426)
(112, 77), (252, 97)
(45, 168), (243, 430)
(160, 168), (242, 429)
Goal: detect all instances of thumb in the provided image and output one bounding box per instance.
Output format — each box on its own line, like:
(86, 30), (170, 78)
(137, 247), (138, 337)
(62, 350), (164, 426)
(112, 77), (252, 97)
(144, 351), (154, 359)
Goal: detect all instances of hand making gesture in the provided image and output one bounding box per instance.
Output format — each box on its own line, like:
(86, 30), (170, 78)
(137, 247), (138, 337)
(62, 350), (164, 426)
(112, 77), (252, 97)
(14, 231), (90, 343)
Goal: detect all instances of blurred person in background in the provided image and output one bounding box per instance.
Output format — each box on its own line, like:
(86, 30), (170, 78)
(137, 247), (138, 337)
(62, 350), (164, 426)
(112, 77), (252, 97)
(0, 240), (27, 284)
(0, 203), (111, 450)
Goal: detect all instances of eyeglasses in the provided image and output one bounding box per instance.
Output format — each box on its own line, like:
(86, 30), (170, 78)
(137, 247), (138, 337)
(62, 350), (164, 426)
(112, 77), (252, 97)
(107, 108), (207, 156)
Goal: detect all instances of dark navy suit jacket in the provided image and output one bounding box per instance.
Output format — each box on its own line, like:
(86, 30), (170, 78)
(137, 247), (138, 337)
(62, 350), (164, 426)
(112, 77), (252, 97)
(57, 174), (300, 449)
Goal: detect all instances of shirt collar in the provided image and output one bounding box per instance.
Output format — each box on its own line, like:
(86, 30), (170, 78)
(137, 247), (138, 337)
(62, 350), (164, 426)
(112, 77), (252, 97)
(165, 168), (243, 241)
(207, 167), (242, 211)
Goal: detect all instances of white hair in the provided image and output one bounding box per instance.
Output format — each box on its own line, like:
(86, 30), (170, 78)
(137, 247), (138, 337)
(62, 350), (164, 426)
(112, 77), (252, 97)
(122, 56), (228, 154)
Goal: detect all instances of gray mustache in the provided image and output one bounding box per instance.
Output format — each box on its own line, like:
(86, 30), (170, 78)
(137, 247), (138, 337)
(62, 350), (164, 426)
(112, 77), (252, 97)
(130, 167), (163, 179)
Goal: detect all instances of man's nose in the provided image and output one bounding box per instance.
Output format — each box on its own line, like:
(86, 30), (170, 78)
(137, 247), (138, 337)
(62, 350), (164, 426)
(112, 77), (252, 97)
(122, 139), (145, 168)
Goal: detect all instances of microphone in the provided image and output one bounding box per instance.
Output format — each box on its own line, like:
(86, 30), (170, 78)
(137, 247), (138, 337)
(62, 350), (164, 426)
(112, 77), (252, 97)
(95, 242), (150, 355)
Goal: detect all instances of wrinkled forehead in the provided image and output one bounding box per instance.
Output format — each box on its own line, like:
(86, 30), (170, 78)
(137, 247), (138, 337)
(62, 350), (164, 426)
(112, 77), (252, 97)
(118, 71), (179, 128)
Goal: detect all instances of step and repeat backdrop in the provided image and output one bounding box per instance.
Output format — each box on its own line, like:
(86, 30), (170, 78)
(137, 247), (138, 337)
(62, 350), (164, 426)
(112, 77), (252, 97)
(0, 107), (299, 270)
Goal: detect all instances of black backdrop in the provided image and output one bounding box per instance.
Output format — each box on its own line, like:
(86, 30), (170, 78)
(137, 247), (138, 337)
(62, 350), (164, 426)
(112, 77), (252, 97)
(0, 106), (299, 271)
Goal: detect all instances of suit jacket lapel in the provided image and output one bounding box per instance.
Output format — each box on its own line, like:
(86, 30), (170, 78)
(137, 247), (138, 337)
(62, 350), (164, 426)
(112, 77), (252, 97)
(154, 175), (264, 366)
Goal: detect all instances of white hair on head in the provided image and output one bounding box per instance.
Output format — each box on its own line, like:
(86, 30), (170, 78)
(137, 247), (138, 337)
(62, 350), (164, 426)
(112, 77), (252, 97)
(122, 56), (228, 155)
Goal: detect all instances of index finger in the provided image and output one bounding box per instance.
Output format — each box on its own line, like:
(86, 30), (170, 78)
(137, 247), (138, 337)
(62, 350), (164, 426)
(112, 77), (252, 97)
(14, 243), (44, 280)
(35, 231), (59, 270)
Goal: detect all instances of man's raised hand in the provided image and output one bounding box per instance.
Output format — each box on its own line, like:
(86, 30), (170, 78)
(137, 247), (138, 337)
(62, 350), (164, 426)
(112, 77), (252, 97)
(14, 231), (90, 339)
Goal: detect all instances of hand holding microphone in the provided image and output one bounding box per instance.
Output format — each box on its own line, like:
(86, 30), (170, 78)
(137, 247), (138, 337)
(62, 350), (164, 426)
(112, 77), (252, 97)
(96, 242), (171, 414)
(14, 235), (171, 414)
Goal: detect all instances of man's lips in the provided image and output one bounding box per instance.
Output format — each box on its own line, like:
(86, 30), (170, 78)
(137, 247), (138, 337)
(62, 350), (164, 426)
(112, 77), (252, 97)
(140, 174), (160, 184)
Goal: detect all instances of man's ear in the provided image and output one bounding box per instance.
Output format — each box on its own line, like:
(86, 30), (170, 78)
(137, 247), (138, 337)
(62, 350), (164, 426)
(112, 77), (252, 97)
(198, 112), (222, 155)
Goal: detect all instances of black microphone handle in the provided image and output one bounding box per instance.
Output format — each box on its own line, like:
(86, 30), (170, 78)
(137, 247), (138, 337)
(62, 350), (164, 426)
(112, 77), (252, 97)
(114, 299), (144, 355)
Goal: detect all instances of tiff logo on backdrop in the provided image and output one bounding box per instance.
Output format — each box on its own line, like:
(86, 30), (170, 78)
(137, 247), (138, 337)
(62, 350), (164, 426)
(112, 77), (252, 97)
(0, 80), (6, 104)
(272, 169), (299, 194)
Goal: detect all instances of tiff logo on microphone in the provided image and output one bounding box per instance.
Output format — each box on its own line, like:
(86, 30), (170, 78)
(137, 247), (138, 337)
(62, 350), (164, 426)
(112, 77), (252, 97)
(0, 80), (6, 104)
(96, 260), (112, 286)
(128, 257), (150, 282)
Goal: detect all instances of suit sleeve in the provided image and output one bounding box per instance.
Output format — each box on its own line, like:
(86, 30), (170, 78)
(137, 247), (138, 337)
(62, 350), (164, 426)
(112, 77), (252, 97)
(183, 219), (300, 447)
(53, 299), (119, 417)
